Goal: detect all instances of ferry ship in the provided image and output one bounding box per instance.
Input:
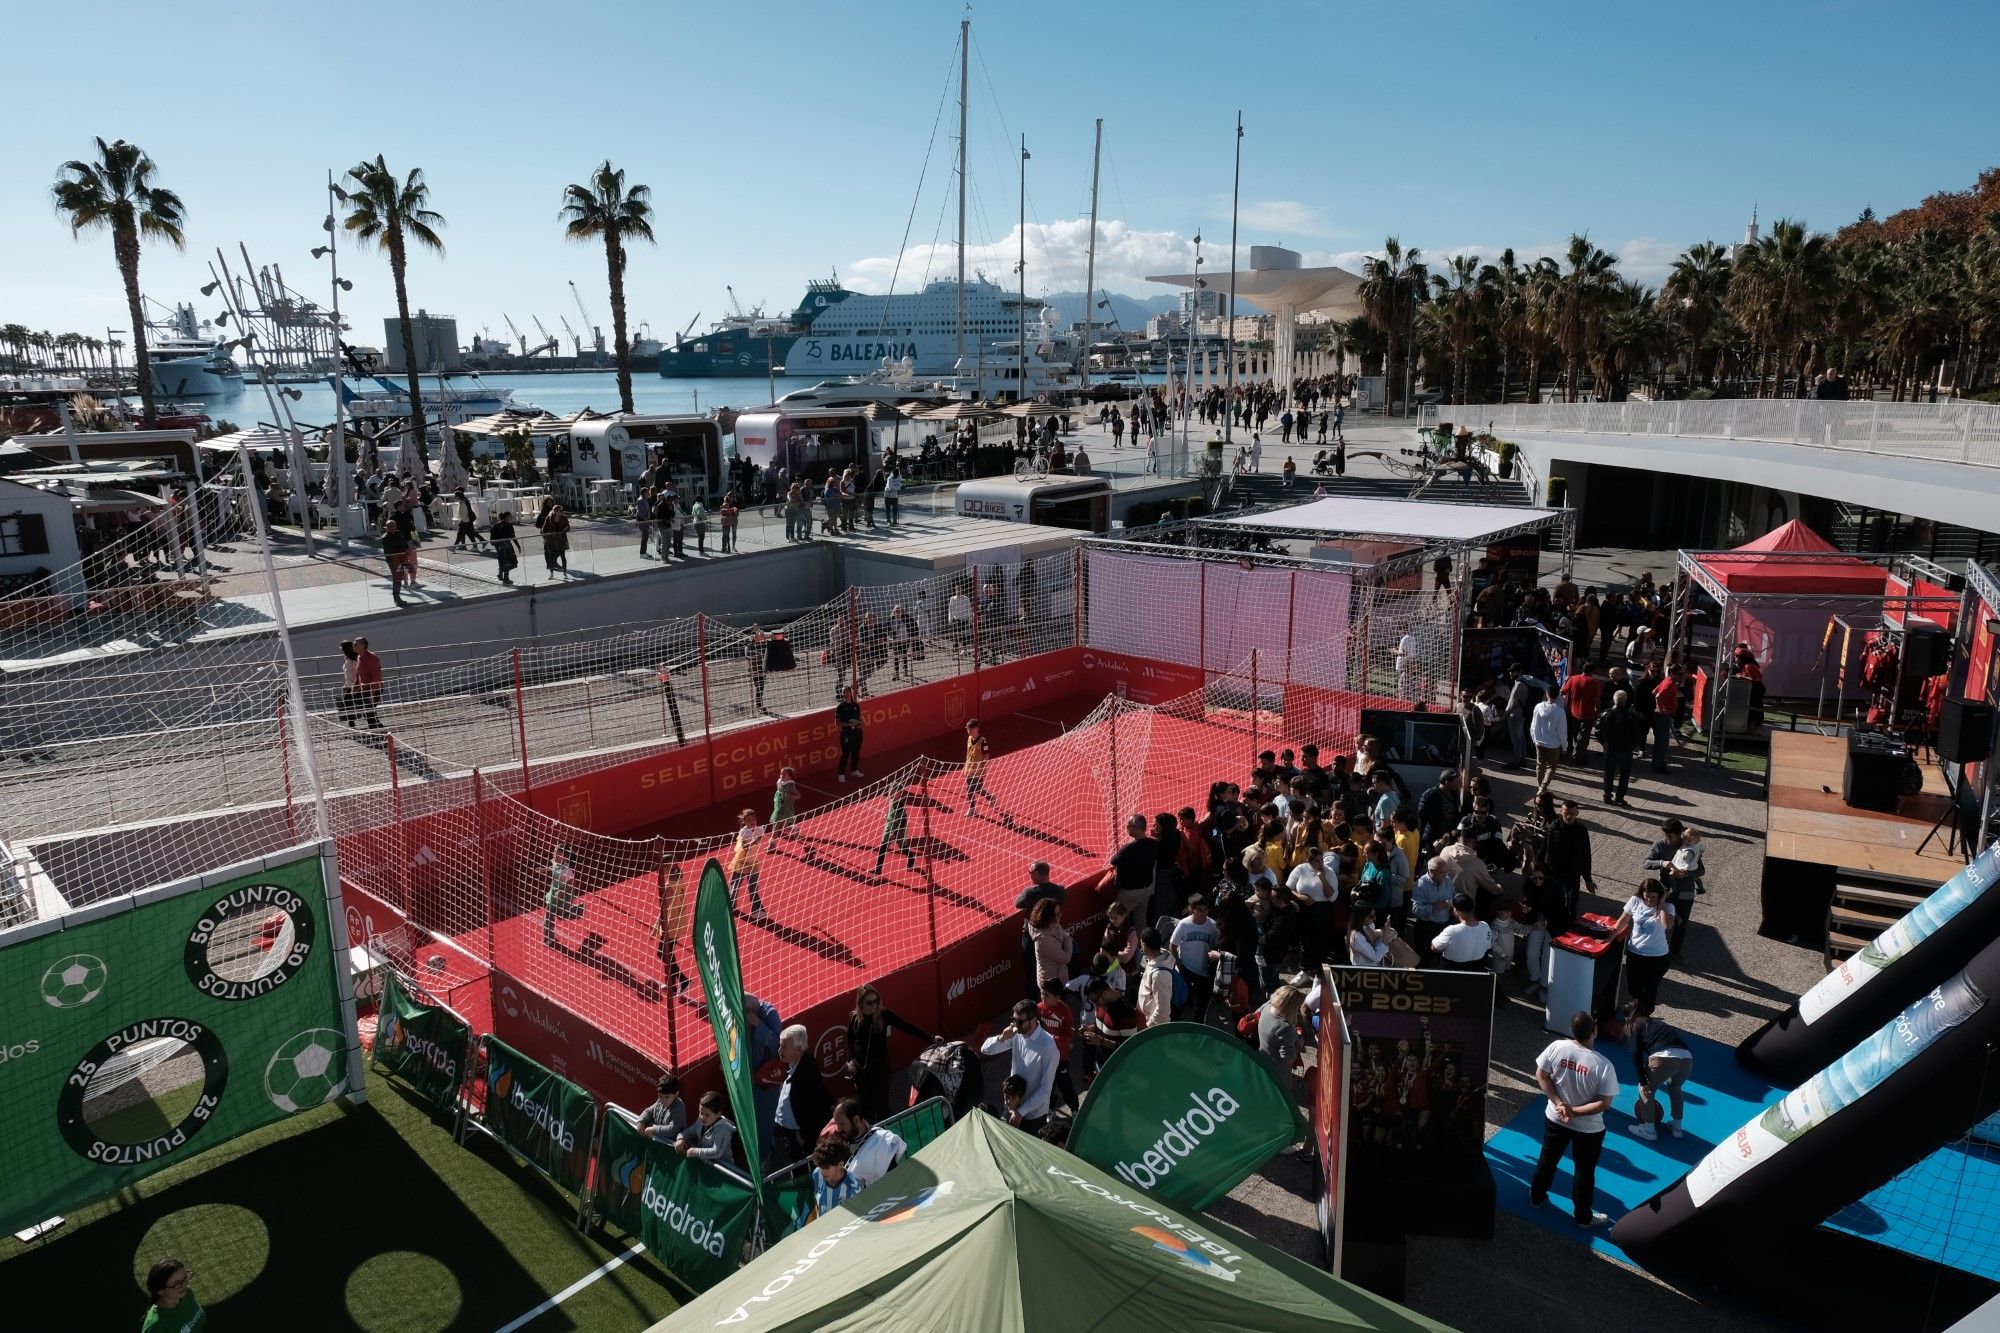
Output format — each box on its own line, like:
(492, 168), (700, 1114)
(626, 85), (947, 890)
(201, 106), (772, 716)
(658, 281), (851, 377)
(782, 274), (1071, 380)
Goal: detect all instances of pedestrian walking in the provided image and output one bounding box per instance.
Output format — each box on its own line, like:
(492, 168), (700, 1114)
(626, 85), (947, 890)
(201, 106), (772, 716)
(451, 487), (485, 550)
(539, 502), (571, 576)
(352, 636), (385, 730)
(491, 512), (520, 584)
(720, 490), (739, 553)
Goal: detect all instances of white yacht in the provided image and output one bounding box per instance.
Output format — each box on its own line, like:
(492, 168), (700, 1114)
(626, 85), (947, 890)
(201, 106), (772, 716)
(146, 305), (243, 401)
(940, 309), (1080, 401)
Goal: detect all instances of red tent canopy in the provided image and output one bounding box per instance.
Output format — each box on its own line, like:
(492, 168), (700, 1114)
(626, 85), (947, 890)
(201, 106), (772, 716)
(1694, 522), (1890, 594)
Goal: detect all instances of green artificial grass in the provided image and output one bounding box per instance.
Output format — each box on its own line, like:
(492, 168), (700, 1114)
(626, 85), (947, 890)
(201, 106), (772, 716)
(0, 1076), (682, 1332)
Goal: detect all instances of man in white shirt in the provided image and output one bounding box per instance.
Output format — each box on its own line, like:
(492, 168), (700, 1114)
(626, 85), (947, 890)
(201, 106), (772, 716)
(947, 590), (973, 653)
(1168, 896), (1222, 1020)
(1530, 1011), (1620, 1228)
(1136, 928), (1177, 1030)
(1395, 630), (1419, 699)
(1529, 684), (1569, 791)
(978, 1000), (1059, 1133)
(1430, 894), (1493, 971)
(834, 1097), (906, 1189)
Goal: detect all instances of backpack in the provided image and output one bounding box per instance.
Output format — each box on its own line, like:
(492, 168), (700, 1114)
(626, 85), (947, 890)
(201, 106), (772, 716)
(1170, 966), (1190, 1012)
(1235, 1008), (1261, 1043)
(908, 1040), (984, 1120)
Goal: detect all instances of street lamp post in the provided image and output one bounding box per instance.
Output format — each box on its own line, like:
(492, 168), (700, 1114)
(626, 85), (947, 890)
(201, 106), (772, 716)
(312, 170), (359, 546)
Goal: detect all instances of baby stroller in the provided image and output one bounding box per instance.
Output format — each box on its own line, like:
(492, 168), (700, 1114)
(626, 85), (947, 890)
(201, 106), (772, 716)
(908, 1038), (985, 1121)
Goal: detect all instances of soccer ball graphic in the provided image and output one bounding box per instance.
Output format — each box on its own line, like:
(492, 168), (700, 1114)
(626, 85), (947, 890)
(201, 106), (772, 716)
(41, 955), (108, 1008)
(265, 1029), (350, 1113)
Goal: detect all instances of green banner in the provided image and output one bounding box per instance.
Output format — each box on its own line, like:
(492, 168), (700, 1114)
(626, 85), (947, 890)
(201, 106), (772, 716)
(480, 1036), (596, 1196)
(1066, 1021), (1306, 1212)
(0, 850), (351, 1236)
(601, 1107), (759, 1292)
(637, 1147), (760, 1293)
(692, 859), (764, 1202)
(373, 972), (470, 1112)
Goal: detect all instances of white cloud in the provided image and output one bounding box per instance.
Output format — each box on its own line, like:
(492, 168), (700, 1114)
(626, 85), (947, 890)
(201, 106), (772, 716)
(1237, 199), (1333, 237)
(845, 218), (1201, 298)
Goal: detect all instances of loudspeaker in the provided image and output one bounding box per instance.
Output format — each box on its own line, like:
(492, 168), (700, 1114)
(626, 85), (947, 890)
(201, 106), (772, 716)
(1844, 730), (1908, 812)
(1940, 698), (1997, 765)
(1904, 626), (1951, 680)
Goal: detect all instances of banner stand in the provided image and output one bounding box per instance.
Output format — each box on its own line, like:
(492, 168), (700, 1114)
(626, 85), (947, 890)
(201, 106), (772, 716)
(459, 1035), (600, 1230)
(370, 970), (476, 1141)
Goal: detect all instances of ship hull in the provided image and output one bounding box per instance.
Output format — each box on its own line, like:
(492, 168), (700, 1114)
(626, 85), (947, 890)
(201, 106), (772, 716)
(658, 334), (801, 377)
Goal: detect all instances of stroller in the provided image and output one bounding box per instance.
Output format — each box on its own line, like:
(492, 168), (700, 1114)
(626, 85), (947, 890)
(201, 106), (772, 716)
(908, 1038), (985, 1120)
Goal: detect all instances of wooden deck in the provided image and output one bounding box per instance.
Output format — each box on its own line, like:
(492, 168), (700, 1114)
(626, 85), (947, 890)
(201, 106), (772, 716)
(1765, 730), (1960, 885)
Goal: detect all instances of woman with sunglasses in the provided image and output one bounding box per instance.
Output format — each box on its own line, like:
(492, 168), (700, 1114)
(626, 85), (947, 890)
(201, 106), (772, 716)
(142, 1257), (203, 1332)
(842, 984), (933, 1121)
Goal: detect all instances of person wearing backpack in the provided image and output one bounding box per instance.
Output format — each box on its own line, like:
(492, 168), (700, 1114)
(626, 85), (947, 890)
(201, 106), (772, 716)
(1136, 928), (1178, 1030)
(1169, 895), (1222, 1021)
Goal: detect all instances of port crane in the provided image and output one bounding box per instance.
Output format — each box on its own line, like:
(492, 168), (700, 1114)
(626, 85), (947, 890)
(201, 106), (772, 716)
(569, 281), (606, 355)
(503, 314), (528, 355)
(522, 316), (559, 358)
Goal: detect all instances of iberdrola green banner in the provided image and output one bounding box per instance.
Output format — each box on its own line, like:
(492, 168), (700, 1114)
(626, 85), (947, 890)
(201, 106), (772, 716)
(1067, 1021), (1306, 1212)
(481, 1035), (596, 1196)
(692, 859), (765, 1216)
(0, 849), (352, 1237)
(373, 972), (470, 1112)
(599, 1107), (760, 1292)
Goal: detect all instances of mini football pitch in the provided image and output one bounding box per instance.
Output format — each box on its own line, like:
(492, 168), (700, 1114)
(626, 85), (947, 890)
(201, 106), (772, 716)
(0, 1078), (683, 1331)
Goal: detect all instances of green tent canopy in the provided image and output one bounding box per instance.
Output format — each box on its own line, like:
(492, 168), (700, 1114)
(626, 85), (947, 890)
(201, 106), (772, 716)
(653, 1111), (1448, 1332)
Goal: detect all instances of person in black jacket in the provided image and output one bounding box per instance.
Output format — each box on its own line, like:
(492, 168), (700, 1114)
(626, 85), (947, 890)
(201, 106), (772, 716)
(1542, 799), (1598, 920)
(775, 1024), (832, 1164)
(1596, 690), (1642, 806)
(1416, 769), (1463, 855)
(842, 984), (933, 1121)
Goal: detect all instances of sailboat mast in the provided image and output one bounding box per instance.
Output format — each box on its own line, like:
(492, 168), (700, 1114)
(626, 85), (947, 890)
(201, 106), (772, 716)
(1018, 135), (1028, 400)
(1082, 117), (1100, 390)
(955, 17), (968, 381)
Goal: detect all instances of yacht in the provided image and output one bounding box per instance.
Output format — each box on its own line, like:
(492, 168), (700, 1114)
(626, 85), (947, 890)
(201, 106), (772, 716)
(146, 304), (244, 401)
(773, 359), (945, 411)
(939, 310), (1081, 402)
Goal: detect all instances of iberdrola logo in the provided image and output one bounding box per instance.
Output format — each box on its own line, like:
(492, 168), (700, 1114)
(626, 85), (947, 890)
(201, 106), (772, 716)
(701, 918), (743, 1073)
(874, 1182), (953, 1225)
(1133, 1227), (1238, 1282)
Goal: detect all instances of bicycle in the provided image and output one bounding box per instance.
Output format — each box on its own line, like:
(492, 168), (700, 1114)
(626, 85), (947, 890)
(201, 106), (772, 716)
(1013, 447), (1052, 479)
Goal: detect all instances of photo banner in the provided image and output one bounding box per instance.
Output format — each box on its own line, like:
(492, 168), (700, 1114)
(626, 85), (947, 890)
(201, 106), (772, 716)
(1066, 1021), (1305, 1211)
(0, 849), (350, 1236)
(600, 1107), (760, 1293)
(1314, 973), (1352, 1277)
(692, 858), (768, 1225)
(1326, 967), (1494, 1172)
(373, 971), (470, 1112)
(479, 1035), (596, 1196)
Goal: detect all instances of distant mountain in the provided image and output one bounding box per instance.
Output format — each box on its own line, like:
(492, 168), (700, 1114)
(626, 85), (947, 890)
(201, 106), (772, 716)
(1042, 290), (1181, 337)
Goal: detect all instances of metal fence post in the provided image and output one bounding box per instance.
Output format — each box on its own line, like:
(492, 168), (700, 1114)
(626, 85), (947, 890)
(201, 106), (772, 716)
(278, 693), (296, 843)
(511, 648), (533, 796)
(1250, 647), (1260, 771)
(919, 770), (945, 1025)
(388, 733), (409, 917)
(658, 839), (680, 1069)
(476, 769), (495, 960)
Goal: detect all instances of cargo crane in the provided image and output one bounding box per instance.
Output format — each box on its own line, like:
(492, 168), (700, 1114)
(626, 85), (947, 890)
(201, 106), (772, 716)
(569, 281), (606, 356)
(522, 316), (559, 358)
(503, 314), (528, 355)
(559, 315), (584, 358)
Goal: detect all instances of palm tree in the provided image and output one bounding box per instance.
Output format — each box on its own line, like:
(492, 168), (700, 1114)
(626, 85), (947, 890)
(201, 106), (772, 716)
(1661, 241), (1731, 389)
(560, 161), (656, 415)
(343, 154), (445, 472)
(1520, 257), (1563, 402)
(0, 324), (29, 371)
(1729, 218), (1834, 397)
(1553, 235), (1620, 401)
(1588, 281), (1666, 401)
(1429, 253), (1490, 404)
(50, 138), (186, 426)
(1357, 237), (1428, 413)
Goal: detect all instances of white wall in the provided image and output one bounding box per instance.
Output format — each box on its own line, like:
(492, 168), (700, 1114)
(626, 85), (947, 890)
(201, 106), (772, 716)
(0, 480), (84, 599)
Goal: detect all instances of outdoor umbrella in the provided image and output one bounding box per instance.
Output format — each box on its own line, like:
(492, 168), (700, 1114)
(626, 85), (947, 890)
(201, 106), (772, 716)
(652, 1111), (1447, 1332)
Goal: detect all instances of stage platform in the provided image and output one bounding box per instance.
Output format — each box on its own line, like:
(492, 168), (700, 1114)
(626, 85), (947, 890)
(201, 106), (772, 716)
(1760, 730), (1963, 945)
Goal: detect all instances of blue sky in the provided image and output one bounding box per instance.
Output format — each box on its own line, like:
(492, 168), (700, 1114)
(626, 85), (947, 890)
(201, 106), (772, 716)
(4, 0), (1996, 347)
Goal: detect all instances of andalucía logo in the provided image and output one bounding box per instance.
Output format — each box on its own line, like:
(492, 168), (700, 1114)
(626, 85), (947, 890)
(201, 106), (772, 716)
(1132, 1226), (1237, 1282)
(873, 1181), (952, 1224)
(642, 1176), (727, 1257)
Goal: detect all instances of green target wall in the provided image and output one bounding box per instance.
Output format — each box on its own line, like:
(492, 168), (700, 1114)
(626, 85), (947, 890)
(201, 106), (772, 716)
(0, 846), (357, 1234)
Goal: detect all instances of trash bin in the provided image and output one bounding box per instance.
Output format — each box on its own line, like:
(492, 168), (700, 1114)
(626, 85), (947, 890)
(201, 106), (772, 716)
(1545, 912), (1626, 1035)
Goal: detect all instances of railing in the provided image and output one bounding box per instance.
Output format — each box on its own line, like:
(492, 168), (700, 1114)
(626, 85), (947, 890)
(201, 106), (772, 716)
(1418, 399), (2000, 470)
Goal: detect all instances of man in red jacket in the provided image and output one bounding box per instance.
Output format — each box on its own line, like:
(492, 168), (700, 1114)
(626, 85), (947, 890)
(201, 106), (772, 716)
(353, 637), (385, 731)
(1559, 660), (1603, 767)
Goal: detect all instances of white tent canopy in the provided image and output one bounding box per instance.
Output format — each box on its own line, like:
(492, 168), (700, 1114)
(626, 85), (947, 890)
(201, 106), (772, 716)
(1216, 496), (1559, 544)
